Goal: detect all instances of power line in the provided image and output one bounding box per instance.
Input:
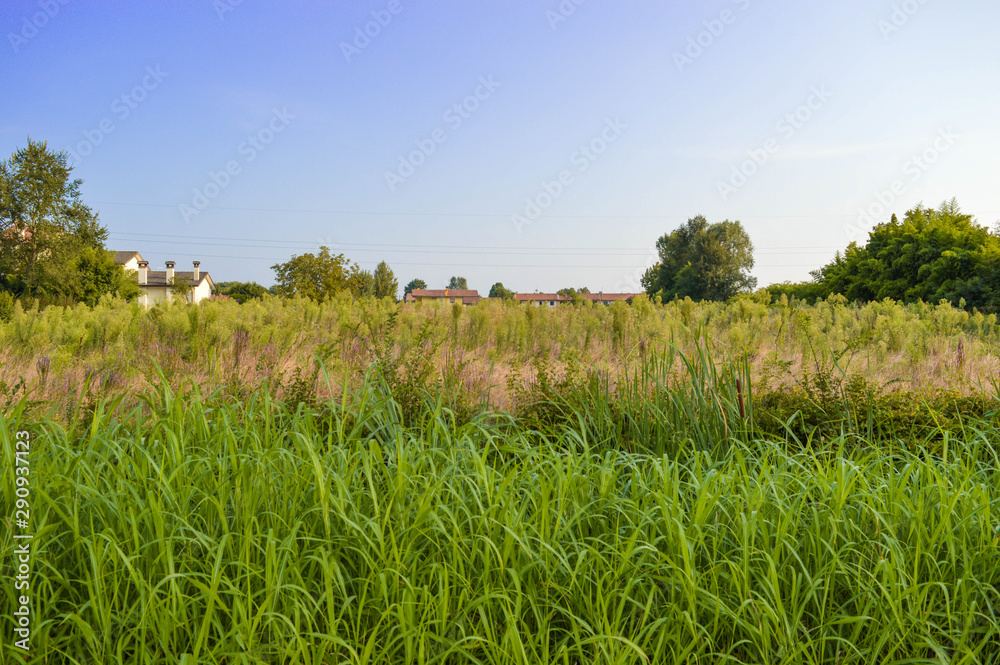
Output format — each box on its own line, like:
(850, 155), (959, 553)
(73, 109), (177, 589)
(93, 200), (943, 220)
(108, 234), (839, 257)
(127, 250), (821, 269)
(109, 231), (844, 253)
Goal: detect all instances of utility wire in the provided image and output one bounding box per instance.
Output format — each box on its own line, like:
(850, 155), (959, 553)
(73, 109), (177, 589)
(93, 201), (900, 219)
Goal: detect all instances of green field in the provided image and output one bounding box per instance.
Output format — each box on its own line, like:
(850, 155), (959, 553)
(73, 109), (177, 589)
(3, 297), (1000, 663)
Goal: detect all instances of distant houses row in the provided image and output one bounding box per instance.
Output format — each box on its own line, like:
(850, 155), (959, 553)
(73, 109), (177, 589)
(113, 252), (638, 308)
(404, 289), (640, 306)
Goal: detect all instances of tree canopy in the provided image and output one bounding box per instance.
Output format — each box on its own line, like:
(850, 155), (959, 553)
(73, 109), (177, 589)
(0, 139), (127, 302)
(271, 246), (359, 301)
(403, 278), (427, 299)
(774, 200), (1000, 312)
(373, 261), (398, 300)
(216, 281), (269, 304)
(642, 216), (756, 301)
(448, 276), (468, 290)
(489, 282), (515, 299)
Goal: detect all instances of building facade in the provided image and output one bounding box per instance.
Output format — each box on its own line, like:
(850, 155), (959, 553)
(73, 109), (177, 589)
(114, 253), (215, 307)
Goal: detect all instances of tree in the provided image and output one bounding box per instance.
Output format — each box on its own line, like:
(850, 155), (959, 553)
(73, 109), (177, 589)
(373, 261), (399, 300)
(642, 215), (756, 301)
(403, 278), (427, 299)
(73, 247), (141, 306)
(488, 282), (515, 299)
(0, 139), (109, 298)
(557, 286), (590, 297)
(350, 269), (375, 298)
(216, 281), (269, 304)
(448, 276), (468, 290)
(804, 200), (1000, 310)
(271, 246), (357, 301)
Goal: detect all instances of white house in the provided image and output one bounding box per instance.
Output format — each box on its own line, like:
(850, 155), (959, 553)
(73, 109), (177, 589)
(113, 250), (145, 273)
(114, 252), (215, 307)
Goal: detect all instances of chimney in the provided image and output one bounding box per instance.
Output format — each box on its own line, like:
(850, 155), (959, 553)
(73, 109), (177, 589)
(165, 261), (175, 283)
(138, 261), (148, 286)
(192, 261), (200, 282)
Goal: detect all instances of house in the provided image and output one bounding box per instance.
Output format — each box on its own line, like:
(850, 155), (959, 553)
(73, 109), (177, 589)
(581, 292), (640, 305)
(113, 251), (145, 273)
(515, 293), (571, 307)
(402, 288), (641, 308)
(515, 292), (640, 306)
(405, 289), (481, 305)
(113, 253), (215, 307)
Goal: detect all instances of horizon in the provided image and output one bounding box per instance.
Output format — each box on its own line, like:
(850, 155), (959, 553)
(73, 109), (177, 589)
(3, 1), (999, 294)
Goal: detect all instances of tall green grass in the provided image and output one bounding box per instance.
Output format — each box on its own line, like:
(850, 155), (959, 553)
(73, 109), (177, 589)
(3, 360), (1000, 663)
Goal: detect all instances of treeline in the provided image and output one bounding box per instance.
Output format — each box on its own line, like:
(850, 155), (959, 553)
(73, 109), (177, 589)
(767, 199), (1000, 312)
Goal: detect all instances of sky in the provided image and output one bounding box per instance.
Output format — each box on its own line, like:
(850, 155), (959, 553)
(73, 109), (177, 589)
(2, 0), (999, 295)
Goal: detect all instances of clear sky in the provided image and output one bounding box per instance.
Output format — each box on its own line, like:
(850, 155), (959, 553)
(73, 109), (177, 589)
(3, 0), (998, 294)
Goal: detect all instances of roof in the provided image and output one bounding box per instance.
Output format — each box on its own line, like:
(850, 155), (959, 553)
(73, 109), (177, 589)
(113, 251), (144, 265)
(515, 293), (570, 302)
(139, 270), (213, 288)
(405, 289), (480, 301)
(581, 293), (640, 302)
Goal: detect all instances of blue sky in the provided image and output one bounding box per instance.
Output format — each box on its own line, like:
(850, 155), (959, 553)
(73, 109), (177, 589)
(2, 0), (998, 294)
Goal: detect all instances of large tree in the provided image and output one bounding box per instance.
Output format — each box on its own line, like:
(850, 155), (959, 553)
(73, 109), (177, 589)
(806, 200), (1000, 310)
(489, 282), (515, 299)
(271, 246), (357, 301)
(351, 269), (375, 298)
(372, 261), (398, 300)
(0, 139), (110, 297)
(448, 276), (468, 290)
(403, 278), (427, 299)
(642, 215), (756, 301)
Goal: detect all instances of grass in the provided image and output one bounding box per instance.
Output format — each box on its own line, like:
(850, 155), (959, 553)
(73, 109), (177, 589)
(3, 346), (1000, 663)
(3, 292), (1000, 414)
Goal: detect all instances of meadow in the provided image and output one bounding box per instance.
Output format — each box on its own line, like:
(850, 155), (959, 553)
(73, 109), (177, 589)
(3, 294), (1000, 663)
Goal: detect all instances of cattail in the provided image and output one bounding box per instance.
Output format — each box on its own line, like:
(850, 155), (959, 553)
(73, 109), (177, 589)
(736, 378), (747, 420)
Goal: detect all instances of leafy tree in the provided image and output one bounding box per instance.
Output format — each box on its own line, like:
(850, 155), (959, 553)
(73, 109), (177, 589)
(403, 278), (427, 299)
(216, 281), (269, 304)
(557, 287), (590, 297)
(642, 215), (756, 301)
(803, 200), (1000, 311)
(489, 282), (515, 299)
(351, 269), (375, 298)
(73, 247), (141, 306)
(373, 261), (399, 300)
(765, 280), (826, 304)
(271, 246), (357, 301)
(0, 139), (109, 298)
(448, 276), (468, 290)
